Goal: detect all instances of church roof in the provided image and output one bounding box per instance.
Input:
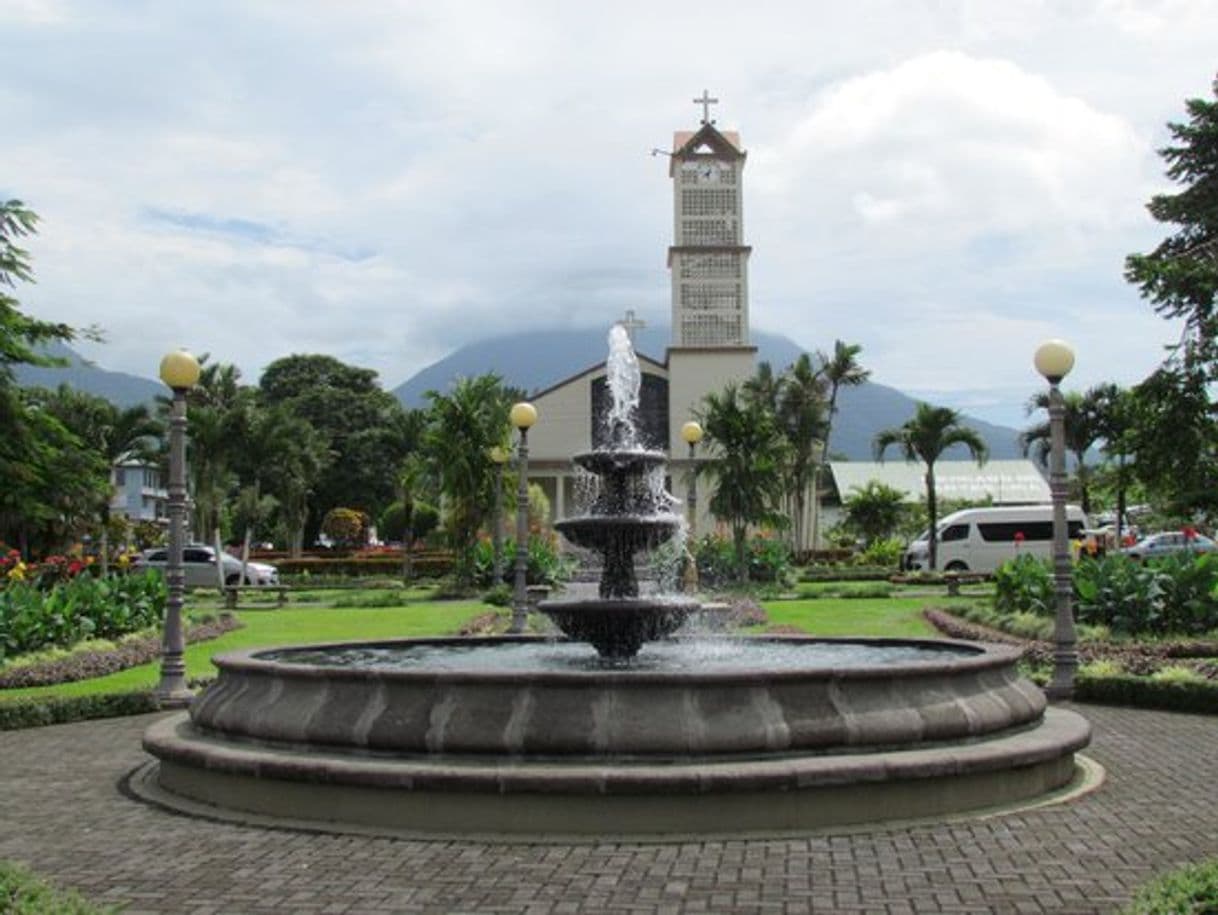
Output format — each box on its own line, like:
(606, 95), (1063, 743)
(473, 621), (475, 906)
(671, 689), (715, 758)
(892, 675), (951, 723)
(672, 123), (744, 161)
(530, 350), (668, 401)
(829, 460), (1051, 505)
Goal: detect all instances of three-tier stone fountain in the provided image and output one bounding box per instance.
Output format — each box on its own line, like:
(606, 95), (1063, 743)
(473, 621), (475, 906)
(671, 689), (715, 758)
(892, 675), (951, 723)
(138, 325), (1092, 838)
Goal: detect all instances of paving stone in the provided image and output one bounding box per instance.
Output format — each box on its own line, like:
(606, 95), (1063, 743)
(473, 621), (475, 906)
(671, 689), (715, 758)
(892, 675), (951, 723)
(1, 704), (1216, 913)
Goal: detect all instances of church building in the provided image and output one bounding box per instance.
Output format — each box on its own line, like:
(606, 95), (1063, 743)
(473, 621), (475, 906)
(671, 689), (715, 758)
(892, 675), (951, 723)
(525, 94), (758, 532)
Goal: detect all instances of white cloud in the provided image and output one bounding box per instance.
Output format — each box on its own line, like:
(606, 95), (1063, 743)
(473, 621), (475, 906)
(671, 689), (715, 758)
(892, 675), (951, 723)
(1, 1), (1213, 419)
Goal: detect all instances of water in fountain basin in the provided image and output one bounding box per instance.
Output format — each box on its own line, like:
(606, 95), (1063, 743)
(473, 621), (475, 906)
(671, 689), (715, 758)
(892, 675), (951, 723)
(259, 638), (978, 673)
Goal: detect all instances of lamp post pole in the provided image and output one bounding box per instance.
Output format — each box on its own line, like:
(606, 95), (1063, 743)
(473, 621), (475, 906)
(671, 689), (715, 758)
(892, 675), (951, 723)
(509, 403), (537, 634)
(156, 349), (200, 707)
(1035, 340), (1077, 701)
(490, 446), (509, 585)
(680, 421), (703, 592)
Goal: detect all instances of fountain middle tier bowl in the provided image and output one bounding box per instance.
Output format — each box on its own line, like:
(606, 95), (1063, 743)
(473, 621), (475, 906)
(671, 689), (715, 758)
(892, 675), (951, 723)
(140, 635), (1092, 837)
(554, 514), (683, 551)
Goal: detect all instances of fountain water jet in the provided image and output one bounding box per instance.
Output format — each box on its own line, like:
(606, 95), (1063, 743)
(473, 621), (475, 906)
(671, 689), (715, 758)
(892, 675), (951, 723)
(138, 325), (1092, 838)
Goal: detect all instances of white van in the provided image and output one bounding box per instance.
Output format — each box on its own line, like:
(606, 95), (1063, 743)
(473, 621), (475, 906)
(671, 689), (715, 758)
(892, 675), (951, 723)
(902, 505), (1088, 573)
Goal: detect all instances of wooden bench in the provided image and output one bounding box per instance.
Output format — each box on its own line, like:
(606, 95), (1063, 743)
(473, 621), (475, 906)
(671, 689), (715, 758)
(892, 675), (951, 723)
(943, 572), (989, 596)
(223, 584), (290, 609)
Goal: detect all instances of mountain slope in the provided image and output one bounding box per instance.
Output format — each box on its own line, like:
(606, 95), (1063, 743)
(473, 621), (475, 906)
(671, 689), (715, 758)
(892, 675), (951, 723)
(13, 342), (164, 407)
(392, 326), (1024, 460)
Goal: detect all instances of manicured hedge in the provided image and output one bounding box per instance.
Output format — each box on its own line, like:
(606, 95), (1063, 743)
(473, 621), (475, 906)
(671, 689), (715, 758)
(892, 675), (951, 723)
(0, 690), (160, 730)
(1076, 673), (1218, 715)
(274, 552), (454, 578)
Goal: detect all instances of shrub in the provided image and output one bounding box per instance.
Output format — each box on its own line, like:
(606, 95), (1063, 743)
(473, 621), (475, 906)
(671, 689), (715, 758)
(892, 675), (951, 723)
(1123, 858), (1218, 914)
(275, 553), (454, 579)
(0, 571), (165, 661)
(1150, 665), (1207, 685)
(1074, 553), (1218, 636)
(856, 538), (904, 570)
(377, 501), (441, 544)
(469, 535), (572, 588)
(481, 583), (512, 607)
(320, 507), (369, 548)
(693, 534), (793, 587)
(0, 690), (159, 731)
(993, 554), (1053, 617)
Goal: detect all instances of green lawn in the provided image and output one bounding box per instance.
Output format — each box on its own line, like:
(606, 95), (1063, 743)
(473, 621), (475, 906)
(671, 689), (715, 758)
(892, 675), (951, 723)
(2, 600), (493, 700)
(756, 596), (975, 638)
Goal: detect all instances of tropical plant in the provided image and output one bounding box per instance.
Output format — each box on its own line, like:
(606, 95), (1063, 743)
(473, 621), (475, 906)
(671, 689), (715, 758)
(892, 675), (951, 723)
(1020, 386), (1108, 515)
(842, 480), (907, 546)
(696, 382), (791, 580)
(809, 340), (869, 553)
(873, 403), (988, 570)
(422, 374), (513, 586)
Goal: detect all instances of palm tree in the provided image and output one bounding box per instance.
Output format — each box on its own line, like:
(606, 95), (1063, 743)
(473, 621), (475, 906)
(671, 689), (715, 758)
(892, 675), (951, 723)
(422, 374), (512, 587)
(697, 382), (791, 581)
(1020, 387), (1106, 515)
(810, 341), (870, 553)
(775, 354), (828, 554)
(874, 403), (988, 570)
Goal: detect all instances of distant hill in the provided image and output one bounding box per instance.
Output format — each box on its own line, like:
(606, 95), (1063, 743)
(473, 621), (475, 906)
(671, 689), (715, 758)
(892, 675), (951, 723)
(13, 341), (164, 407)
(392, 326), (1024, 461)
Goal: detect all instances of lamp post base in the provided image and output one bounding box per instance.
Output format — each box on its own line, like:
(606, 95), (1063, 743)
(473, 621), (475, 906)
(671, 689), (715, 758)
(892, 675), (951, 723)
(154, 685), (195, 709)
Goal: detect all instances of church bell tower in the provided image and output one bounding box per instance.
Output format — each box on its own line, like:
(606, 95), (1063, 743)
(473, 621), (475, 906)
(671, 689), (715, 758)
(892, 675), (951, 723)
(668, 90), (752, 348)
(664, 92), (757, 452)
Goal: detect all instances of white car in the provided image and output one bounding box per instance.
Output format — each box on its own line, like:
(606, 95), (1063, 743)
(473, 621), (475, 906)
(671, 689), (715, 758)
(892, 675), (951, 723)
(134, 545), (279, 588)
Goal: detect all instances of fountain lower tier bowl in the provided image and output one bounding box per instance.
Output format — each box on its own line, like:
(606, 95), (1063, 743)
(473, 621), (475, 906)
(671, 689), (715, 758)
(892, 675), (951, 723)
(573, 448), (667, 476)
(139, 636), (1092, 837)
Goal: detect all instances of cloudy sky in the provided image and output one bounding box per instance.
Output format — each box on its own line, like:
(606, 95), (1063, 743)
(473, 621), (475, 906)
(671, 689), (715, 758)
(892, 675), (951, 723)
(4, 0), (1216, 427)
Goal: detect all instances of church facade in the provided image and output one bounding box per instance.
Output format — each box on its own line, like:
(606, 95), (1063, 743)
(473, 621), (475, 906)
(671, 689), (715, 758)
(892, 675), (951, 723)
(525, 97), (757, 534)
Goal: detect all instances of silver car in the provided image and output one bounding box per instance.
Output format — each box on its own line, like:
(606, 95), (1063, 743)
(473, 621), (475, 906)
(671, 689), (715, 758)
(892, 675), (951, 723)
(134, 545), (279, 587)
(1119, 531), (1216, 561)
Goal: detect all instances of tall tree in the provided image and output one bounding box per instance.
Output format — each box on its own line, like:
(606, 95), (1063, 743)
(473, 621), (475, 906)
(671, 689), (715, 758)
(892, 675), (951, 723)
(810, 341), (870, 552)
(1124, 75), (1218, 518)
(1019, 387), (1108, 515)
(696, 382), (791, 581)
(0, 200), (91, 555)
(260, 354), (408, 543)
(873, 403), (988, 570)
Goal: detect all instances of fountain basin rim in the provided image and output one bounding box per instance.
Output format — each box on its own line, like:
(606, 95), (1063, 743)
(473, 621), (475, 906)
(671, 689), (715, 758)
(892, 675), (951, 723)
(223, 635), (1024, 684)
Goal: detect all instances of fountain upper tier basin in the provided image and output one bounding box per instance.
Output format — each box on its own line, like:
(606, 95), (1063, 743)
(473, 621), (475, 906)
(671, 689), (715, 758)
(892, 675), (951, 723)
(180, 636), (1045, 758)
(553, 514), (683, 552)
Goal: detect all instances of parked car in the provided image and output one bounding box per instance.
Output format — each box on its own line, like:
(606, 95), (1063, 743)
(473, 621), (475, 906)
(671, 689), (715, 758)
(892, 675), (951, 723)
(1119, 531), (1217, 561)
(133, 545), (279, 588)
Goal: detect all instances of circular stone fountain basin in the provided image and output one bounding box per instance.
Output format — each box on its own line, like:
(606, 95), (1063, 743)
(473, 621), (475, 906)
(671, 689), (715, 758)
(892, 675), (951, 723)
(140, 635), (1091, 836)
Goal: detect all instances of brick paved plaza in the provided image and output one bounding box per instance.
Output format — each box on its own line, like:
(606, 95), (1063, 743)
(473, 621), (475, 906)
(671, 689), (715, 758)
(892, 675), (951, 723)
(1, 703), (1215, 914)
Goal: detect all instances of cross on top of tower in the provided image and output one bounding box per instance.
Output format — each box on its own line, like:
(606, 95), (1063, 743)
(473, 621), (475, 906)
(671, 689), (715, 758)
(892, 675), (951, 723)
(619, 309), (646, 344)
(693, 90), (718, 125)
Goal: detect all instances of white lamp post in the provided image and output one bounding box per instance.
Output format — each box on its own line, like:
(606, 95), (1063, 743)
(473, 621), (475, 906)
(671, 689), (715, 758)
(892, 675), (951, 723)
(509, 402), (538, 634)
(156, 348), (201, 706)
(489, 445), (510, 585)
(1034, 339), (1077, 701)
